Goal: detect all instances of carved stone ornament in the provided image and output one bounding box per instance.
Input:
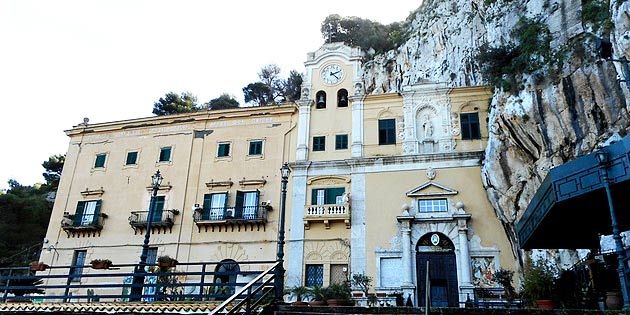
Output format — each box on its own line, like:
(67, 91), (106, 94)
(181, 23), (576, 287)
(301, 87), (310, 100)
(450, 112), (461, 136)
(354, 82), (363, 96)
(426, 167), (436, 180)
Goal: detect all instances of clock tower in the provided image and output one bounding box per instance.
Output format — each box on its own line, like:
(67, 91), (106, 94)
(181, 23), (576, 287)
(295, 43), (364, 161)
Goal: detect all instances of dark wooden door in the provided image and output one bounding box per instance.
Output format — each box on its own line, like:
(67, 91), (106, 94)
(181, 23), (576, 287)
(416, 251), (458, 307)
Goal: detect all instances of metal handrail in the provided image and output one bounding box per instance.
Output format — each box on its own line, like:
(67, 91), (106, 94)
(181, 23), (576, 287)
(193, 205), (268, 222)
(1, 260), (278, 303)
(211, 261), (279, 315)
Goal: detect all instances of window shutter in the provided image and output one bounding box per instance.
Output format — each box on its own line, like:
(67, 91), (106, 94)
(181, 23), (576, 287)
(152, 196), (165, 222)
(93, 200), (102, 224)
(311, 189), (318, 205)
(223, 192), (229, 218)
(324, 188), (344, 205)
(202, 194), (212, 220)
(74, 201), (86, 226)
(234, 191), (244, 219)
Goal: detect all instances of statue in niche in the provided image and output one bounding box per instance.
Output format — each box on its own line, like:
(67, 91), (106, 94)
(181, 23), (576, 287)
(422, 115), (434, 138)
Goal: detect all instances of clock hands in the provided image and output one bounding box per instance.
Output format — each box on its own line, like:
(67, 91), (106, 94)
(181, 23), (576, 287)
(330, 70), (341, 79)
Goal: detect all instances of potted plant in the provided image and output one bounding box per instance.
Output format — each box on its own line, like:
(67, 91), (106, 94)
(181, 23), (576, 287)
(29, 261), (48, 272)
(308, 286), (327, 306)
(324, 282), (352, 306)
(157, 255), (178, 269)
(521, 260), (557, 309)
(0, 276), (44, 301)
(90, 259), (112, 269)
(287, 285), (311, 305)
(492, 267), (516, 302)
(351, 272), (372, 298)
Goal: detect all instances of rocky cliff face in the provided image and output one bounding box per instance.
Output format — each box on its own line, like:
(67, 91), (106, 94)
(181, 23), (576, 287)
(363, 0), (630, 267)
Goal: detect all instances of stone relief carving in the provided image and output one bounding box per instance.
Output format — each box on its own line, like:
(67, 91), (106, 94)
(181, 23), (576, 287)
(397, 117), (405, 140)
(354, 82), (363, 96)
(212, 243), (249, 265)
(426, 167), (436, 180)
(304, 240), (350, 262)
(422, 114), (434, 138)
(301, 87), (310, 100)
(450, 112), (461, 136)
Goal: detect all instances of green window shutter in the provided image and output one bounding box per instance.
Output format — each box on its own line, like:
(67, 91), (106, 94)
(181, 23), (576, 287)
(234, 191), (244, 218)
(202, 194), (212, 220)
(325, 188), (345, 204)
(311, 189), (318, 205)
(159, 147), (171, 162)
(152, 196), (165, 222)
(74, 201), (86, 226)
(94, 154), (106, 168)
(126, 152), (138, 165)
(93, 200), (102, 224)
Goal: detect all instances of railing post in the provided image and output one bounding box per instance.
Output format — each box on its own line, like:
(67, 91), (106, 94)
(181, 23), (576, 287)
(1, 269), (11, 302)
(199, 263), (206, 300)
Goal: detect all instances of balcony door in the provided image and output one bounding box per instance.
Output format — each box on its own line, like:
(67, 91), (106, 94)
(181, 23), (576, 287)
(311, 187), (345, 205)
(150, 196), (165, 222)
(235, 190), (259, 219)
(74, 200), (102, 226)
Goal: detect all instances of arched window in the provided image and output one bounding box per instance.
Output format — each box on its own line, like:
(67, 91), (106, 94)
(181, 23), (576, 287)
(337, 89), (348, 107)
(316, 91), (326, 109)
(214, 259), (240, 295)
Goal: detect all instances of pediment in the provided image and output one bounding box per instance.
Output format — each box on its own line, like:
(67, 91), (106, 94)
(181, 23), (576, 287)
(406, 181), (458, 197)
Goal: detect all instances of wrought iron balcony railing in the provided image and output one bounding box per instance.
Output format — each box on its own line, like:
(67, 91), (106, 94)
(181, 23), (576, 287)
(304, 202), (350, 229)
(128, 209), (179, 234)
(61, 213), (107, 237)
(0, 259), (279, 311)
(193, 205), (268, 232)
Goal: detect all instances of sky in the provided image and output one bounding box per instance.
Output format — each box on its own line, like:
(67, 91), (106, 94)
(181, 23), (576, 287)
(0, 0), (421, 189)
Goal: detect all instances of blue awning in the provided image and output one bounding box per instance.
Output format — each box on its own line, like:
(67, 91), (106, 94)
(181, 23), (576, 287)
(517, 136), (630, 249)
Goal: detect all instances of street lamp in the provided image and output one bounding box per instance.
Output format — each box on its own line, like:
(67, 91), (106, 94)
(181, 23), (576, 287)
(275, 162), (290, 300)
(596, 151), (630, 308)
(132, 170), (163, 300)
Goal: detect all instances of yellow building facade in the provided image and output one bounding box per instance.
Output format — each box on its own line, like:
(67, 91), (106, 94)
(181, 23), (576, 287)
(43, 43), (515, 306)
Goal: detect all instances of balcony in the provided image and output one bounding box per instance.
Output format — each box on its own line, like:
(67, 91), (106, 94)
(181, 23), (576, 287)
(128, 209), (179, 234)
(61, 213), (107, 237)
(304, 203), (350, 229)
(193, 205), (269, 232)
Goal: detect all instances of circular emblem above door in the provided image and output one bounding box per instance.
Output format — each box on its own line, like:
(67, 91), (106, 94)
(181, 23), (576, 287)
(430, 234), (440, 246)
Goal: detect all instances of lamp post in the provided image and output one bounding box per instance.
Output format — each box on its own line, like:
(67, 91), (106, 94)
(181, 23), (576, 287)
(275, 162), (290, 301)
(596, 151), (630, 308)
(131, 170), (163, 300)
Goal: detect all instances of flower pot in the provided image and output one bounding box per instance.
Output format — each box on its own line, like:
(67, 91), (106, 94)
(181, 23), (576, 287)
(326, 299), (344, 306)
(535, 299), (556, 310)
(292, 301), (308, 306)
(91, 261), (110, 269)
(29, 262), (48, 271)
(308, 300), (326, 306)
(606, 291), (622, 310)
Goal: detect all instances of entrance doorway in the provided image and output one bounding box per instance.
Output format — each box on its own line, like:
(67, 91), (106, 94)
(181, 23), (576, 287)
(416, 232), (458, 307)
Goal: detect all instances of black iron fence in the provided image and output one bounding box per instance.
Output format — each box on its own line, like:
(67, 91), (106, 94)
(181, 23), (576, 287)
(129, 209), (179, 230)
(1, 260), (278, 304)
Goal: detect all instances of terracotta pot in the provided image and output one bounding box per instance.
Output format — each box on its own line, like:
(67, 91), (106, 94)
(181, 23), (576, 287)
(292, 301), (308, 306)
(535, 299), (556, 310)
(308, 300), (327, 306)
(326, 299), (344, 306)
(91, 261), (110, 269)
(606, 291), (623, 310)
(29, 262), (48, 271)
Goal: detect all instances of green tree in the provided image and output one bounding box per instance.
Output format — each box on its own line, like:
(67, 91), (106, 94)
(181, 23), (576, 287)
(243, 82), (273, 106)
(242, 65), (303, 106)
(320, 14), (408, 54)
(152, 92), (199, 116)
(206, 94), (240, 110)
(42, 154), (65, 190)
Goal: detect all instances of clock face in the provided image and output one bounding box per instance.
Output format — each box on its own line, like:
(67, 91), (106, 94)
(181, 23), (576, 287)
(321, 64), (344, 85)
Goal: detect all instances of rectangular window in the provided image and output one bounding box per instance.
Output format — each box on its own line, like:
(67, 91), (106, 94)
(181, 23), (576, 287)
(147, 247), (158, 265)
(311, 187), (345, 205)
(335, 134), (348, 150)
(330, 264), (348, 285)
(378, 119), (396, 145)
(248, 140), (263, 156)
(418, 199), (448, 213)
(94, 153), (107, 168)
(125, 151), (138, 165)
(305, 264), (324, 287)
(203, 192), (228, 220)
(217, 143), (231, 157)
(74, 200), (102, 226)
(460, 113), (481, 140)
(313, 136), (325, 152)
(159, 147), (172, 162)
(70, 250), (87, 282)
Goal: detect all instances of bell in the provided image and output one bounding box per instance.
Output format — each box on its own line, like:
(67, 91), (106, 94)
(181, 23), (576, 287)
(317, 95), (326, 106)
(339, 95), (348, 106)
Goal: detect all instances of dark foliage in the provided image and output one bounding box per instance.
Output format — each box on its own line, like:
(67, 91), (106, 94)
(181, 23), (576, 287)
(206, 94), (240, 110)
(152, 92), (199, 116)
